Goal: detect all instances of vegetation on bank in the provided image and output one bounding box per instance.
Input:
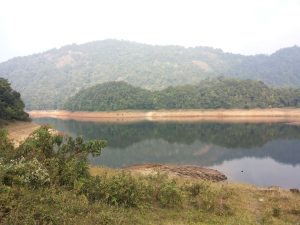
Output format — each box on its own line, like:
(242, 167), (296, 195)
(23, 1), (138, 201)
(1, 126), (300, 224)
(64, 78), (300, 111)
(0, 78), (29, 121)
(1, 39), (299, 110)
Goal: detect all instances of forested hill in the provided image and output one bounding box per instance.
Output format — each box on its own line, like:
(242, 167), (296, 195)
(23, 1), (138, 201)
(229, 45), (300, 86)
(64, 78), (300, 111)
(0, 78), (29, 121)
(0, 40), (299, 109)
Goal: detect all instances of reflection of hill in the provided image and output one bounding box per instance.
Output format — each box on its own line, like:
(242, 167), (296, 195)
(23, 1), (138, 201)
(34, 118), (300, 148)
(32, 118), (300, 167)
(88, 139), (300, 167)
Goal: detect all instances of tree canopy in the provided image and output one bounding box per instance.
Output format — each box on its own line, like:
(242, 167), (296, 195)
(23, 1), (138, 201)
(64, 78), (300, 111)
(0, 78), (29, 121)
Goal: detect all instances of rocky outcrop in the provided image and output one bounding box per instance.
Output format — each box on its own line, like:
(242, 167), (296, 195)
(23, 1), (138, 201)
(124, 163), (227, 182)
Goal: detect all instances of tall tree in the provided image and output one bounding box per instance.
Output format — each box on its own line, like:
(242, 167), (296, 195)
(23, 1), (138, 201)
(0, 78), (29, 121)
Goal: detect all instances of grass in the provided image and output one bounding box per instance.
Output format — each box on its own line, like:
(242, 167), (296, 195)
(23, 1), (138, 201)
(1, 167), (300, 225)
(87, 166), (300, 225)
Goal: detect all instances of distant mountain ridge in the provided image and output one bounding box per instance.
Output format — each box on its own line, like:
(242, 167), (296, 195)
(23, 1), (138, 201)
(0, 39), (299, 109)
(229, 45), (300, 86)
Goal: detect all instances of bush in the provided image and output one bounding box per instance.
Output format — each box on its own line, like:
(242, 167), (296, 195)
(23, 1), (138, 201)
(186, 182), (233, 215)
(78, 172), (148, 207)
(0, 129), (14, 160)
(273, 207), (281, 218)
(145, 173), (182, 208)
(0, 157), (50, 189)
(14, 126), (106, 188)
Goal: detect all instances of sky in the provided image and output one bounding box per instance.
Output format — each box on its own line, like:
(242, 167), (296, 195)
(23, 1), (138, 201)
(0, 0), (300, 62)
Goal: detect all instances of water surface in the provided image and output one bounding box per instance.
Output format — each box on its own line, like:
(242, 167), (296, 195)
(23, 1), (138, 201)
(33, 118), (300, 188)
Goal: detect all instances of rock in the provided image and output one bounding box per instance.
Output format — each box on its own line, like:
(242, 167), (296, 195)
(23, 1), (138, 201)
(124, 163), (227, 182)
(290, 188), (300, 194)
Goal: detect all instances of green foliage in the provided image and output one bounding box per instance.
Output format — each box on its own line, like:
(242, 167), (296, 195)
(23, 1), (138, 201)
(186, 182), (233, 215)
(1, 126), (106, 189)
(0, 157), (50, 188)
(1, 40), (299, 110)
(0, 129), (14, 160)
(272, 207), (281, 218)
(66, 81), (154, 111)
(78, 172), (148, 207)
(64, 78), (300, 111)
(147, 173), (182, 208)
(0, 78), (29, 120)
(77, 172), (182, 208)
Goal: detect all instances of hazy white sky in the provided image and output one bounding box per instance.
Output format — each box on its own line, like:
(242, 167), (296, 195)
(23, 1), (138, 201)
(1, 0), (300, 62)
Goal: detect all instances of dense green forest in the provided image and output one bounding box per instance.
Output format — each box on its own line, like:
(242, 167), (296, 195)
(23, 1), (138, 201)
(0, 40), (299, 109)
(64, 78), (300, 111)
(0, 78), (29, 121)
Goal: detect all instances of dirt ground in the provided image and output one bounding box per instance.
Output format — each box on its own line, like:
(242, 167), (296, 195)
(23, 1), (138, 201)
(2, 121), (40, 146)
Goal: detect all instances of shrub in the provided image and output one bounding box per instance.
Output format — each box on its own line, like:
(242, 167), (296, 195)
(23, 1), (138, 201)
(145, 173), (182, 208)
(15, 126), (106, 188)
(79, 172), (148, 207)
(0, 157), (50, 189)
(0, 129), (14, 161)
(273, 207), (281, 218)
(186, 182), (233, 215)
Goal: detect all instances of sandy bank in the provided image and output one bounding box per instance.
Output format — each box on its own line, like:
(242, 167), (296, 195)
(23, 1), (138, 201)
(29, 108), (300, 123)
(2, 121), (40, 146)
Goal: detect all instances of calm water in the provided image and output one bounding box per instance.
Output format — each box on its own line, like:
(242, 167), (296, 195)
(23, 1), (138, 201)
(33, 118), (300, 188)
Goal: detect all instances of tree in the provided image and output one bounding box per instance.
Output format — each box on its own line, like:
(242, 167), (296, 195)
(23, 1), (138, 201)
(0, 78), (29, 120)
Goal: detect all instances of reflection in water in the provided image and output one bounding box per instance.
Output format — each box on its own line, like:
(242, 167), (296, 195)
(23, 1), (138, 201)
(33, 118), (300, 188)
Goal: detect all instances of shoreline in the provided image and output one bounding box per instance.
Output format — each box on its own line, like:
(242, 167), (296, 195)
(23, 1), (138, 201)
(28, 108), (300, 123)
(2, 121), (40, 146)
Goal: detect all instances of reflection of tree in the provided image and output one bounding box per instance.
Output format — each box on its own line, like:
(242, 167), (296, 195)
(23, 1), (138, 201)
(89, 139), (300, 167)
(33, 118), (300, 167)
(34, 118), (300, 149)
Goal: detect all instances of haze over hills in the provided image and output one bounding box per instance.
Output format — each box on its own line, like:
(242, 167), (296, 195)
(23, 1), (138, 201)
(0, 39), (300, 109)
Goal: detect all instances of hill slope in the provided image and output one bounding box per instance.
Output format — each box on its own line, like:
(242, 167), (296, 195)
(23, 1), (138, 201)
(64, 78), (300, 111)
(0, 40), (300, 109)
(230, 46), (300, 86)
(65, 81), (154, 111)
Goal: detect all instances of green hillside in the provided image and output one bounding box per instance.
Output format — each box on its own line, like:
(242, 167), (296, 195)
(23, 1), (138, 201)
(65, 81), (154, 111)
(0, 78), (29, 121)
(64, 78), (300, 111)
(0, 40), (299, 110)
(230, 46), (300, 86)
